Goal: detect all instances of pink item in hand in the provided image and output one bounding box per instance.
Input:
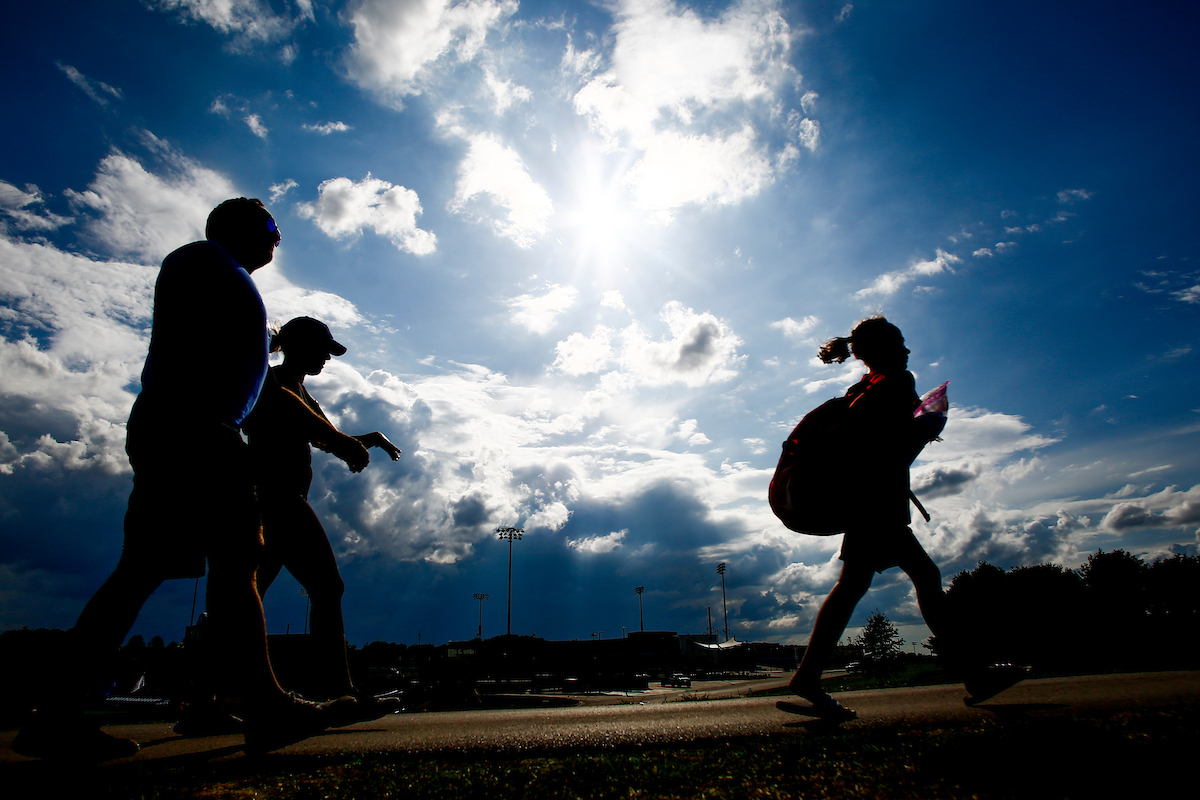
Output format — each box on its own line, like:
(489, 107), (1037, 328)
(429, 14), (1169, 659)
(915, 381), (949, 417)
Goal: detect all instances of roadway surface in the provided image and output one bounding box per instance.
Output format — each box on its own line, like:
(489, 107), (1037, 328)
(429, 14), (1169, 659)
(2, 670), (1197, 763)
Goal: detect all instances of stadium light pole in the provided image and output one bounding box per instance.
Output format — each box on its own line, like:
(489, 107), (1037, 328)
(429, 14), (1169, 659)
(716, 563), (729, 641)
(473, 593), (490, 640)
(635, 586), (645, 631)
(496, 527), (524, 636)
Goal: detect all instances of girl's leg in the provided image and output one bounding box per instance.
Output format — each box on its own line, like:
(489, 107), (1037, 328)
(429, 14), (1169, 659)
(790, 561), (875, 695)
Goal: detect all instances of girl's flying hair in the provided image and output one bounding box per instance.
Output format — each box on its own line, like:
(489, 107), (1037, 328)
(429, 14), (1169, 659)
(818, 316), (899, 364)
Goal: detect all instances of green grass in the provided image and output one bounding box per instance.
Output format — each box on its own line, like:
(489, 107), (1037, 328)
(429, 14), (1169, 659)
(3, 705), (1195, 799)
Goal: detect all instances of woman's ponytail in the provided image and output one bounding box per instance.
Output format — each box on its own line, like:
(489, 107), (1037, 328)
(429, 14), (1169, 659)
(818, 336), (853, 364)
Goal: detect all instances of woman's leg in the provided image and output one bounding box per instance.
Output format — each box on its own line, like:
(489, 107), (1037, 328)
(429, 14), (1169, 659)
(790, 560), (875, 695)
(264, 498), (352, 697)
(897, 546), (949, 639)
(255, 536), (285, 600)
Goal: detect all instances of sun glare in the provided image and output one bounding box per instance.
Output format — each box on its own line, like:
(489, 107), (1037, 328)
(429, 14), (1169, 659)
(562, 151), (642, 274)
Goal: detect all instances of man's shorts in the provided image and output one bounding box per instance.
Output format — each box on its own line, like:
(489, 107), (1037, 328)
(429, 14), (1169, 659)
(122, 423), (261, 580)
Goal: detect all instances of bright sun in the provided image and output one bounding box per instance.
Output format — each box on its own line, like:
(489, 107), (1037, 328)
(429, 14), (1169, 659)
(563, 151), (642, 273)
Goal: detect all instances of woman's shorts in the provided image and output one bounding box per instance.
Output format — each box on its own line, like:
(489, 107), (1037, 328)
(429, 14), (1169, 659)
(840, 525), (927, 574)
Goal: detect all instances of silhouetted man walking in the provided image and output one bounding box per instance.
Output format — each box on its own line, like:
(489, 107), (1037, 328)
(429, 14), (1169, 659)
(15, 198), (362, 759)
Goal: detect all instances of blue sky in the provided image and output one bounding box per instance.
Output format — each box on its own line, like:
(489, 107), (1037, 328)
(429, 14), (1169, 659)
(1, 0), (1197, 650)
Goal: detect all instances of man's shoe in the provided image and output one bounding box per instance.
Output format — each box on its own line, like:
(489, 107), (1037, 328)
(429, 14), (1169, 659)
(326, 693), (404, 727)
(172, 704), (244, 737)
(242, 694), (353, 755)
(13, 713), (139, 761)
(965, 663), (1030, 705)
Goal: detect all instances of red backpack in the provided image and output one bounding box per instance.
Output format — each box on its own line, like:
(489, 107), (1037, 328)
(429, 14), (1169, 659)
(769, 382), (933, 534)
(767, 396), (854, 535)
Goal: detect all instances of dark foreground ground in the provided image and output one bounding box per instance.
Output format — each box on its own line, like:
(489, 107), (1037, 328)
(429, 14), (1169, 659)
(2, 672), (1197, 799)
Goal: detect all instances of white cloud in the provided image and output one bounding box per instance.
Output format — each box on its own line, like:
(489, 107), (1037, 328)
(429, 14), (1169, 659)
(743, 437), (768, 455)
(1057, 188), (1092, 203)
(917, 407), (1058, 463)
(62, 135), (238, 264)
(255, 278), (366, 331)
(571, 0), (804, 221)
(793, 117), (820, 153)
(1173, 284), (1200, 304)
(618, 301), (744, 387)
(482, 66), (532, 113)
(552, 303), (745, 387)
(676, 418), (711, 447)
(561, 35), (602, 78)
(446, 130), (553, 247)
(566, 529), (627, 554)
(1101, 485), (1200, 531)
(245, 113), (269, 139)
(296, 174), (437, 255)
(600, 290), (626, 310)
(0, 181), (73, 233)
(856, 248), (962, 297)
(973, 247), (993, 258)
(0, 236), (155, 476)
(343, 0), (518, 107)
(506, 283), (579, 335)
(553, 325), (614, 375)
(56, 62), (122, 106)
(525, 500), (571, 532)
(303, 121), (353, 135)
(148, 0), (308, 47)
(621, 125), (776, 223)
(770, 315), (819, 341)
(269, 179), (298, 203)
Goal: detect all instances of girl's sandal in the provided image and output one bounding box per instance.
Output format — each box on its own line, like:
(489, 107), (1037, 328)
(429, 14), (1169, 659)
(776, 691), (857, 720)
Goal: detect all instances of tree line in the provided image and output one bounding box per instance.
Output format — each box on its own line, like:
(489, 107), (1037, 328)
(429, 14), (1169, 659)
(937, 549), (1200, 672)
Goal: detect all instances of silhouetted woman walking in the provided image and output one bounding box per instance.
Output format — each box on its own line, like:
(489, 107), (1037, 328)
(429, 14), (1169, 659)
(784, 317), (949, 718)
(243, 317), (400, 710)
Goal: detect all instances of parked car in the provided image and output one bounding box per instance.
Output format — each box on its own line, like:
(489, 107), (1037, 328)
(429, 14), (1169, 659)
(662, 673), (692, 688)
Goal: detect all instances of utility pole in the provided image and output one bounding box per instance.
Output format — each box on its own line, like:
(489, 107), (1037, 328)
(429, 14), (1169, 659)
(473, 593), (490, 639)
(717, 563), (729, 641)
(635, 586), (645, 631)
(496, 527), (524, 636)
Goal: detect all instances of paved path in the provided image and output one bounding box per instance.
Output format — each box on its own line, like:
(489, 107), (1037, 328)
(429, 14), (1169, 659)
(2, 671), (1197, 764)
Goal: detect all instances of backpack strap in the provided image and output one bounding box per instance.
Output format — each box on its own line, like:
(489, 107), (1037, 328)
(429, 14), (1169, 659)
(909, 490), (931, 522)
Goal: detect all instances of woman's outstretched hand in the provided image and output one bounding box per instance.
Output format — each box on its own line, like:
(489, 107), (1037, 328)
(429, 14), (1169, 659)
(356, 432), (402, 461)
(333, 433), (371, 473)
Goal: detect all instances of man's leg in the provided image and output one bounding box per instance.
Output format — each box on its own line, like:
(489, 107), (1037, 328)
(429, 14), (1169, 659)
(205, 526), (289, 706)
(12, 556), (161, 760)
